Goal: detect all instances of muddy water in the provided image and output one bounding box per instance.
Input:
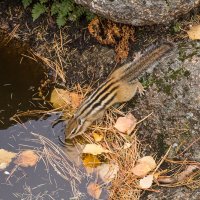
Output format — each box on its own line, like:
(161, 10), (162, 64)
(0, 41), (107, 199)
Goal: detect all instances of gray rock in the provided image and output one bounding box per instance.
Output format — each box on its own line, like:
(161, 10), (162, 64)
(75, 0), (200, 26)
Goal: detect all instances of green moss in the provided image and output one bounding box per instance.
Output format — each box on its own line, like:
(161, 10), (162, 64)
(141, 67), (190, 95)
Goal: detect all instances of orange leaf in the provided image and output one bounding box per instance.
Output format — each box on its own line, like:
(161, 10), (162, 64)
(14, 150), (39, 167)
(87, 182), (102, 199)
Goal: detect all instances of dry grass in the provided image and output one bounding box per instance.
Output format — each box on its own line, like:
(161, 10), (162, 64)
(30, 132), (83, 182)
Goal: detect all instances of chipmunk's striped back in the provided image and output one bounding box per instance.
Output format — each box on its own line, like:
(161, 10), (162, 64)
(65, 42), (173, 139)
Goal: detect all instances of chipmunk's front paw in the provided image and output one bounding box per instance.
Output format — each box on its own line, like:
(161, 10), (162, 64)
(136, 82), (145, 96)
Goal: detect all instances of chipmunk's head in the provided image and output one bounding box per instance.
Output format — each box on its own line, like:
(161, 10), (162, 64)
(65, 115), (91, 140)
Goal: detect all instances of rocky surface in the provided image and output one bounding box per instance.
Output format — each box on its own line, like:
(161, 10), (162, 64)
(75, 0), (200, 26)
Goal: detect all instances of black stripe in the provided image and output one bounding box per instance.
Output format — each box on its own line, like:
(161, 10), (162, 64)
(85, 85), (118, 117)
(79, 79), (118, 116)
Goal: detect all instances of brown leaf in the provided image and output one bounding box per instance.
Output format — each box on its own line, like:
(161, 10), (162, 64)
(0, 149), (17, 170)
(187, 25), (200, 40)
(14, 150), (39, 167)
(69, 92), (82, 109)
(114, 113), (137, 134)
(87, 182), (102, 199)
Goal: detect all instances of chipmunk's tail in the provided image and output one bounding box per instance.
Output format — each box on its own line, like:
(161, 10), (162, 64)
(119, 41), (174, 83)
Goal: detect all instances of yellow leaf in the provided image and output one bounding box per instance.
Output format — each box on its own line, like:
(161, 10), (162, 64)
(50, 88), (82, 109)
(93, 132), (103, 142)
(97, 163), (119, 183)
(14, 150), (39, 167)
(0, 149), (17, 170)
(139, 175), (154, 189)
(82, 144), (111, 155)
(114, 113), (137, 134)
(82, 154), (101, 168)
(87, 182), (102, 199)
(50, 88), (71, 108)
(187, 25), (200, 40)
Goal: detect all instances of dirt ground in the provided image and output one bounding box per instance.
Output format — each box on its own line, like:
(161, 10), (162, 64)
(0, 1), (200, 199)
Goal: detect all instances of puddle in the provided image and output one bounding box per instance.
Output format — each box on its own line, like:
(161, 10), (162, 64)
(0, 38), (108, 199)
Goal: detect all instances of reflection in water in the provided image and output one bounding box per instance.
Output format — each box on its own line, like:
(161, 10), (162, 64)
(0, 115), (107, 199)
(0, 37), (108, 199)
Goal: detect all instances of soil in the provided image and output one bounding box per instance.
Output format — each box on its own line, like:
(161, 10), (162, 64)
(0, 0), (200, 200)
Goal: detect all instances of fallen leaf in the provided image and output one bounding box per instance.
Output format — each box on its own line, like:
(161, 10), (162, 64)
(132, 156), (156, 177)
(50, 88), (82, 109)
(0, 149), (17, 170)
(157, 165), (199, 184)
(82, 144), (110, 155)
(132, 163), (152, 177)
(138, 156), (156, 170)
(93, 132), (103, 142)
(87, 182), (102, 199)
(187, 25), (200, 40)
(114, 113), (137, 134)
(139, 174), (154, 189)
(50, 88), (71, 108)
(69, 92), (82, 109)
(14, 150), (39, 167)
(97, 163), (119, 183)
(83, 154), (101, 168)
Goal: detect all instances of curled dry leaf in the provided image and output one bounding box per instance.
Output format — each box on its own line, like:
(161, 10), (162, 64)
(187, 25), (200, 40)
(14, 150), (39, 167)
(83, 154), (101, 168)
(0, 149), (17, 170)
(93, 132), (104, 142)
(50, 88), (82, 109)
(132, 156), (156, 177)
(97, 163), (119, 183)
(157, 165), (199, 184)
(114, 113), (137, 134)
(139, 175), (154, 189)
(87, 182), (102, 199)
(82, 144), (111, 155)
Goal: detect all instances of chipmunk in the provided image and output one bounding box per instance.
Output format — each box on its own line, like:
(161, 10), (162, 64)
(65, 42), (173, 140)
